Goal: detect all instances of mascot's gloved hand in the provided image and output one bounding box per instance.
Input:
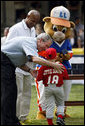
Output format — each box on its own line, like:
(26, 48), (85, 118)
(63, 53), (71, 60)
(56, 53), (63, 63)
(56, 49), (71, 62)
(60, 49), (71, 60)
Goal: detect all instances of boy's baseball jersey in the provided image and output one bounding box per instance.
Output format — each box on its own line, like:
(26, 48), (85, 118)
(37, 63), (69, 87)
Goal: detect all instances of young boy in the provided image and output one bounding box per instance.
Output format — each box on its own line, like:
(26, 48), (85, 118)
(36, 48), (69, 125)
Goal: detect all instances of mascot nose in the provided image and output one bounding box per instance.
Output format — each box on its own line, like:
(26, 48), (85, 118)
(57, 31), (63, 36)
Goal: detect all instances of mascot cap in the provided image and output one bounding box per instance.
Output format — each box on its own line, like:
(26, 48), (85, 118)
(45, 48), (57, 60)
(50, 6), (70, 27)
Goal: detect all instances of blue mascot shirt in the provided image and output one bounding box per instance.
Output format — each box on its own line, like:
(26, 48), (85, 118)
(50, 39), (73, 69)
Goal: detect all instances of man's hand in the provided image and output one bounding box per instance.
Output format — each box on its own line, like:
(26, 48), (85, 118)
(20, 64), (30, 72)
(53, 62), (65, 73)
(32, 56), (65, 73)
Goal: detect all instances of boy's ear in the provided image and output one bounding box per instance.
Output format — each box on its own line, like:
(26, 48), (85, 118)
(70, 21), (75, 28)
(43, 17), (51, 22)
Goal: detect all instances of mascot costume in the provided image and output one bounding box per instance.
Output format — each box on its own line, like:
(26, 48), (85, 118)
(35, 6), (75, 119)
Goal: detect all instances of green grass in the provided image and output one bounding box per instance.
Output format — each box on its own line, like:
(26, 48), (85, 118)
(24, 84), (84, 125)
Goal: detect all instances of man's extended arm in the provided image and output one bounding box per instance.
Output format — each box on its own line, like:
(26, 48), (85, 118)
(20, 55), (65, 76)
(32, 56), (65, 73)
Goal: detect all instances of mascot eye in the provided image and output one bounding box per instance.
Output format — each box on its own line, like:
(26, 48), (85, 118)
(53, 25), (58, 31)
(62, 28), (67, 33)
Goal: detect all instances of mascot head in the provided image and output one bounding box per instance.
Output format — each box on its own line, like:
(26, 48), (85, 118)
(43, 6), (75, 44)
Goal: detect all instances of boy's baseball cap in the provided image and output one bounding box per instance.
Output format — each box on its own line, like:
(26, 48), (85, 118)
(45, 48), (57, 59)
(50, 6), (70, 27)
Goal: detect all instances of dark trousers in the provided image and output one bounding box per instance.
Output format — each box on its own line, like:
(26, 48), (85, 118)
(1, 52), (19, 125)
